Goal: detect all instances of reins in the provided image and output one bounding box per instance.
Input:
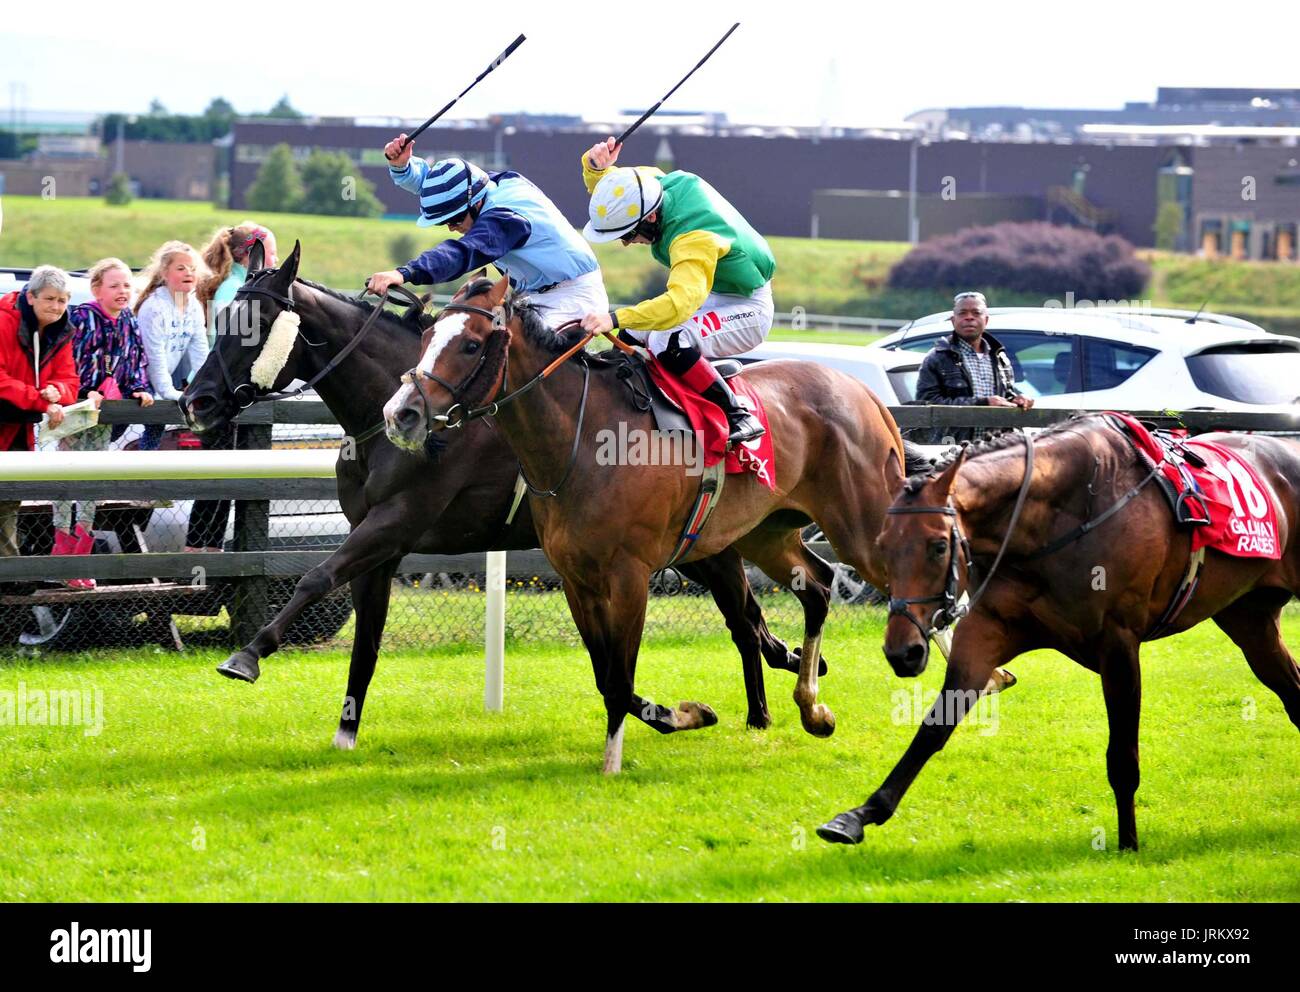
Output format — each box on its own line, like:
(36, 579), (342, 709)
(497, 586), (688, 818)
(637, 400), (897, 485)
(399, 305), (638, 497)
(219, 280), (423, 410)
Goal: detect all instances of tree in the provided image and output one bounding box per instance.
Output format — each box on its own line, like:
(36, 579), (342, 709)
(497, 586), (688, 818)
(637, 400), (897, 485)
(296, 150), (383, 217)
(266, 95), (303, 119)
(104, 172), (133, 206)
(244, 143), (303, 212)
(1154, 202), (1185, 252)
(148, 98), (167, 115)
(203, 97), (236, 135)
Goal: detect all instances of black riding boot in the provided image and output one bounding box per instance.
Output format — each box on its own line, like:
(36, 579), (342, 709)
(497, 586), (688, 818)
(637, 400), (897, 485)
(703, 379), (766, 446)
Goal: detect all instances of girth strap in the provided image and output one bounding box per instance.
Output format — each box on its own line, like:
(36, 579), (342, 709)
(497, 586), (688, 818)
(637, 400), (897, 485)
(662, 457), (727, 568)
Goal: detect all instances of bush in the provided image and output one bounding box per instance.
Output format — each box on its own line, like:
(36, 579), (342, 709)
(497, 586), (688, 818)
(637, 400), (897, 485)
(887, 222), (1150, 302)
(388, 232), (419, 267)
(104, 172), (132, 206)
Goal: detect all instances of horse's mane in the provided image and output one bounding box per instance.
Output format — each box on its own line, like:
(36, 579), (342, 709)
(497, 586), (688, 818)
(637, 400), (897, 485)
(292, 277), (429, 336)
(450, 277), (624, 369)
(902, 413), (1108, 496)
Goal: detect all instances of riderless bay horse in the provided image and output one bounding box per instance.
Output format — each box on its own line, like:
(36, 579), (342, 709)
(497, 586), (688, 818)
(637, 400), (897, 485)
(180, 242), (818, 747)
(818, 415), (1300, 850)
(384, 274), (913, 773)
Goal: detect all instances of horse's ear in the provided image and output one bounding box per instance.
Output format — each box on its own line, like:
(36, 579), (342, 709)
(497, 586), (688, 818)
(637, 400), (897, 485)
(474, 268), (489, 281)
(247, 239), (266, 276)
(487, 274), (509, 308)
(935, 446), (967, 496)
(278, 239), (301, 283)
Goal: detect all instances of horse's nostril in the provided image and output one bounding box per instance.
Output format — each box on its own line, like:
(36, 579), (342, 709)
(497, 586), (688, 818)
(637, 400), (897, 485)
(395, 407), (419, 431)
(905, 642), (926, 666)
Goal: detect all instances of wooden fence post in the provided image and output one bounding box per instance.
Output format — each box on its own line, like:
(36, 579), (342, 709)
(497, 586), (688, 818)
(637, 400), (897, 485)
(230, 423), (273, 645)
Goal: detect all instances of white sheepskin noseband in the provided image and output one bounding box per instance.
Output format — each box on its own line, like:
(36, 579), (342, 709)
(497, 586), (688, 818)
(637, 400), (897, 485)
(249, 309), (301, 389)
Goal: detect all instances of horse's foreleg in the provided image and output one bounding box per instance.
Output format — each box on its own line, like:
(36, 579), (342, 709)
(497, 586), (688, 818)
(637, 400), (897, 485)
(333, 557), (401, 750)
(817, 609), (1012, 845)
(678, 549), (771, 730)
(217, 509), (411, 683)
(562, 564), (656, 773)
(1099, 633), (1142, 851)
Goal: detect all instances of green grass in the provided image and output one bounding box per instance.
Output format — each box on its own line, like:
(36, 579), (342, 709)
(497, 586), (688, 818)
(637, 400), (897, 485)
(5, 195), (1300, 330)
(1, 607), (1296, 902)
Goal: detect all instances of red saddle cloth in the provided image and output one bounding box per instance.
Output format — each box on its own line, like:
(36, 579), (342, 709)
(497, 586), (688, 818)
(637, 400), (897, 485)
(645, 360), (777, 492)
(1109, 412), (1281, 559)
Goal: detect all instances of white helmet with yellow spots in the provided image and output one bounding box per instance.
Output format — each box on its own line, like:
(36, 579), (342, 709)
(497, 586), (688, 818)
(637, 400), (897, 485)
(583, 167), (664, 243)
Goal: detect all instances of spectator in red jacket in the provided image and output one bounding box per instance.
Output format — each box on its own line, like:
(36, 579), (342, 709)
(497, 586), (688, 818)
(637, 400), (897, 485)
(0, 266), (80, 558)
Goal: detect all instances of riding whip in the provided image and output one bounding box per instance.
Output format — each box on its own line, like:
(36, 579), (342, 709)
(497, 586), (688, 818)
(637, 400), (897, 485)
(388, 34), (528, 161)
(613, 23), (740, 147)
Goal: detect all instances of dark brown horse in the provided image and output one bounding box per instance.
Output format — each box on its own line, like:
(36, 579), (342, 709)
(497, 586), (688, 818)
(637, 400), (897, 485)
(383, 275), (913, 773)
(180, 244), (816, 747)
(818, 414), (1300, 850)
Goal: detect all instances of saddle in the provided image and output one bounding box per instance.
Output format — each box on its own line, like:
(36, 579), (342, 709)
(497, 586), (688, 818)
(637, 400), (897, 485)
(608, 350), (743, 434)
(1105, 413), (1212, 529)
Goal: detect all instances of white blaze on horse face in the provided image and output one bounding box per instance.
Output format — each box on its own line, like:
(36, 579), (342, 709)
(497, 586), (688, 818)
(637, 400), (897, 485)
(420, 313), (470, 377)
(383, 313), (471, 433)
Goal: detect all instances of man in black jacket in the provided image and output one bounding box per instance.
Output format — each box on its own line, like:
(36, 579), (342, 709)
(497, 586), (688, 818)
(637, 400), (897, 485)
(914, 291), (1033, 443)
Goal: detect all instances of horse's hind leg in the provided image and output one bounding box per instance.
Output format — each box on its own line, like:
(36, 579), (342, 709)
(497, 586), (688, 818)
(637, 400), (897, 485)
(332, 557), (401, 750)
(736, 528), (835, 737)
(1099, 633), (1143, 851)
(1213, 589), (1300, 730)
(678, 550), (772, 730)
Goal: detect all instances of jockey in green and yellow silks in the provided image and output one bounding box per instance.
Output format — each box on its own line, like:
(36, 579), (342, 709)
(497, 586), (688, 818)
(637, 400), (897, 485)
(578, 137), (775, 445)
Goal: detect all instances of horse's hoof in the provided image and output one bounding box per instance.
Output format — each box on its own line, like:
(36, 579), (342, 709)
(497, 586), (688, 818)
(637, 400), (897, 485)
(997, 668), (1017, 691)
(746, 710), (772, 731)
(791, 646), (829, 677)
(816, 811), (865, 845)
(217, 651), (260, 683)
(800, 703), (836, 738)
(676, 701), (719, 730)
(332, 728), (357, 751)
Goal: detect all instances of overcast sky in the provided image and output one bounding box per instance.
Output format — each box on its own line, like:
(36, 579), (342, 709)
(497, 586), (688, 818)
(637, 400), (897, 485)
(5, 0), (1295, 127)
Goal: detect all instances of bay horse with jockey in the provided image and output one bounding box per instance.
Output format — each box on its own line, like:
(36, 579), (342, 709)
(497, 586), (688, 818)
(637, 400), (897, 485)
(384, 273), (917, 773)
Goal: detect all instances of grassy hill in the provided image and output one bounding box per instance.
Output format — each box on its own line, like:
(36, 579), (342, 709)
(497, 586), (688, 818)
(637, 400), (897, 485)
(4, 195), (1299, 331)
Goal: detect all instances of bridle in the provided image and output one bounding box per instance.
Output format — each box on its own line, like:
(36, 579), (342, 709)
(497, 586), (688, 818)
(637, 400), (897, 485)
(398, 301), (508, 431)
(216, 275), (424, 411)
(398, 297), (639, 498)
(886, 434), (1036, 641)
(886, 426), (1166, 642)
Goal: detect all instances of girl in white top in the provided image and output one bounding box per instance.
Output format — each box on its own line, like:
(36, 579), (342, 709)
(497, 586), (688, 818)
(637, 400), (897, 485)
(134, 241), (209, 402)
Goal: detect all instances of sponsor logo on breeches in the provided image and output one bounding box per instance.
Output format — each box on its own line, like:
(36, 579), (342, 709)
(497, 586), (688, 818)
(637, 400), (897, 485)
(695, 310), (757, 337)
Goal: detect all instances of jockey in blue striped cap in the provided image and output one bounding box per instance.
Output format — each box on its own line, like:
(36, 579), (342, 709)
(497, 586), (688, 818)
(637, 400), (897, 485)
(367, 133), (607, 328)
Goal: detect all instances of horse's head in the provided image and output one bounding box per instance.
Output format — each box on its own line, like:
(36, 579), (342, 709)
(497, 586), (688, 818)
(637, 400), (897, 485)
(383, 273), (511, 452)
(181, 239), (303, 433)
(878, 447), (970, 677)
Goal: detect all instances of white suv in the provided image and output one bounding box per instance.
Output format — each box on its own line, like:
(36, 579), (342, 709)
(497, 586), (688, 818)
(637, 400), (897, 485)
(870, 307), (1300, 412)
